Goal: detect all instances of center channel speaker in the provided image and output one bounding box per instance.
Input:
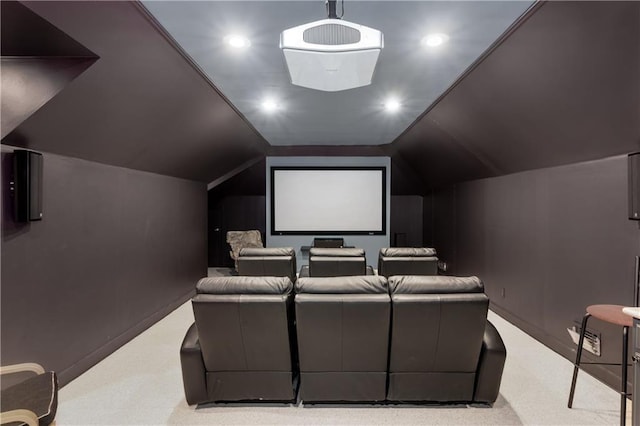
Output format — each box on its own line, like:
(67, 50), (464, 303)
(629, 152), (640, 220)
(13, 149), (43, 222)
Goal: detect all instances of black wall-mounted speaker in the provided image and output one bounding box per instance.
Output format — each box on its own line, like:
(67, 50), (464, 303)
(629, 153), (640, 221)
(13, 149), (43, 222)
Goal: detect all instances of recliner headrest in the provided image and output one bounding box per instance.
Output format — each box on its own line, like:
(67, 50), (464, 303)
(296, 276), (388, 294)
(239, 247), (295, 257)
(380, 247), (436, 257)
(309, 247), (365, 257)
(389, 275), (483, 294)
(196, 276), (293, 295)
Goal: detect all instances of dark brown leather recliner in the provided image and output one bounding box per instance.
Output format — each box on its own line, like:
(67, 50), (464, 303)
(180, 276), (297, 404)
(377, 247), (438, 277)
(237, 247), (297, 283)
(387, 275), (506, 404)
(300, 247), (372, 277)
(294, 275), (390, 402)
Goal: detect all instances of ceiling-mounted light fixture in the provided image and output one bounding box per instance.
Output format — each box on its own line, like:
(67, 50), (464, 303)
(224, 34), (251, 49)
(384, 98), (401, 113)
(421, 33), (449, 48)
(261, 98), (281, 113)
(279, 0), (383, 92)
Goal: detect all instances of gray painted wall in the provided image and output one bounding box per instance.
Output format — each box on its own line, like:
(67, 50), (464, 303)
(432, 155), (640, 390)
(1, 147), (207, 386)
(266, 156), (390, 267)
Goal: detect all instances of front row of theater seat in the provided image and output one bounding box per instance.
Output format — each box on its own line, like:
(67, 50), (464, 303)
(387, 275), (502, 403)
(296, 276), (390, 401)
(180, 275), (506, 405)
(181, 276), (296, 404)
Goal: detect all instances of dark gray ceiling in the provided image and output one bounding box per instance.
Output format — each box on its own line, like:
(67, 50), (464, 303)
(142, 1), (533, 146)
(1, 1), (638, 192)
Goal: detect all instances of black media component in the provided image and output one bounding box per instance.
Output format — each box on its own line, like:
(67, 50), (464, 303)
(313, 237), (344, 248)
(13, 149), (43, 222)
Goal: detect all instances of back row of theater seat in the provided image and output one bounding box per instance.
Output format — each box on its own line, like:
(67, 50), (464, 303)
(180, 274), (506, 406)
(236, 246), (439, 280)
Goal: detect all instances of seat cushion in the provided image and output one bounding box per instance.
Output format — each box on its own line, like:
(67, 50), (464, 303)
(0, 371), (58, 426)
(309, 247), (364, 257)
(296, 276), (388, 294)
(389, 275), (484, 294)
(237, 255), (296, 282)
(380, 247), (436, 257)
(239, 247), (295, 257)
(196, 276), (293, 295)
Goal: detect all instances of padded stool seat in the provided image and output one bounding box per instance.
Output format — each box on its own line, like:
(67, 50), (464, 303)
(568, 304), (632, 426)
(587, 304), (633, 327)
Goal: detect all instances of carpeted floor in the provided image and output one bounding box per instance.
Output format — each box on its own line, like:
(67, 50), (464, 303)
(55, 270), (632, 425)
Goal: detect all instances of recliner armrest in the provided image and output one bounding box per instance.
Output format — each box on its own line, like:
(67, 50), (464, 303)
(180, 323), (208, 405)
(473, 320), (506, 404)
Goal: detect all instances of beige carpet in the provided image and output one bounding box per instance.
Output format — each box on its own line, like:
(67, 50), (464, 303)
(56, 282), (632, 425)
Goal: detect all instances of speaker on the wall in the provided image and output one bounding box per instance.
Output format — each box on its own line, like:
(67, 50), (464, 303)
(13, 149), (43, 222)
(629, 153), (640, 220)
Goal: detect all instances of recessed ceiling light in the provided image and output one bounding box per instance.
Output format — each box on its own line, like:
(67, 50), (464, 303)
(224, 34), (251, 49)
(261, 99), (280, 112)
(384, 99), (401, 113)
(421, 33), (449, 48)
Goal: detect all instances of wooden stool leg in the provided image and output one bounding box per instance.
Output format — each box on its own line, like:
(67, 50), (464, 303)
(620, 325), (628, 426)
(568, 312), (591, 408)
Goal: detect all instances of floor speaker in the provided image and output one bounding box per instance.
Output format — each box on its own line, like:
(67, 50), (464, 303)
(13, 149), (43, 222)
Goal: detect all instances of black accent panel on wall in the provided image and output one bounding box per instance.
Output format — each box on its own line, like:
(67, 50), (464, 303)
(207, 160), (267, 267)
(12, 149), (43, 222)
(433, 155), (640, 391)
(208, 196), (266, 267)
(629, 153), (640, 220)
(1, 147), (207, 386)
(390, 196), (423, 248)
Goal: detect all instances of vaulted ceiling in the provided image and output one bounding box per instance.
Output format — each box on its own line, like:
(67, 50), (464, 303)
(141, 1), (533, 147)
(2, 1), (639, 192)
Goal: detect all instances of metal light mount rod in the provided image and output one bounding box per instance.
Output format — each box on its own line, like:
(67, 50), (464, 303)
(326, 0), (338, 19)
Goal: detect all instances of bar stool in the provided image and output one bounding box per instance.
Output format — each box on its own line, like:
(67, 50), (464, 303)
(568, 304), (632, 426)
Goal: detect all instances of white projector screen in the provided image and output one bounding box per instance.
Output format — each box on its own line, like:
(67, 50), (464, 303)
(271, 167), (386, 235)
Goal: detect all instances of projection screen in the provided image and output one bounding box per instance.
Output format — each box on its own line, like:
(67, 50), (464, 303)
(271, 167), (386, 235)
